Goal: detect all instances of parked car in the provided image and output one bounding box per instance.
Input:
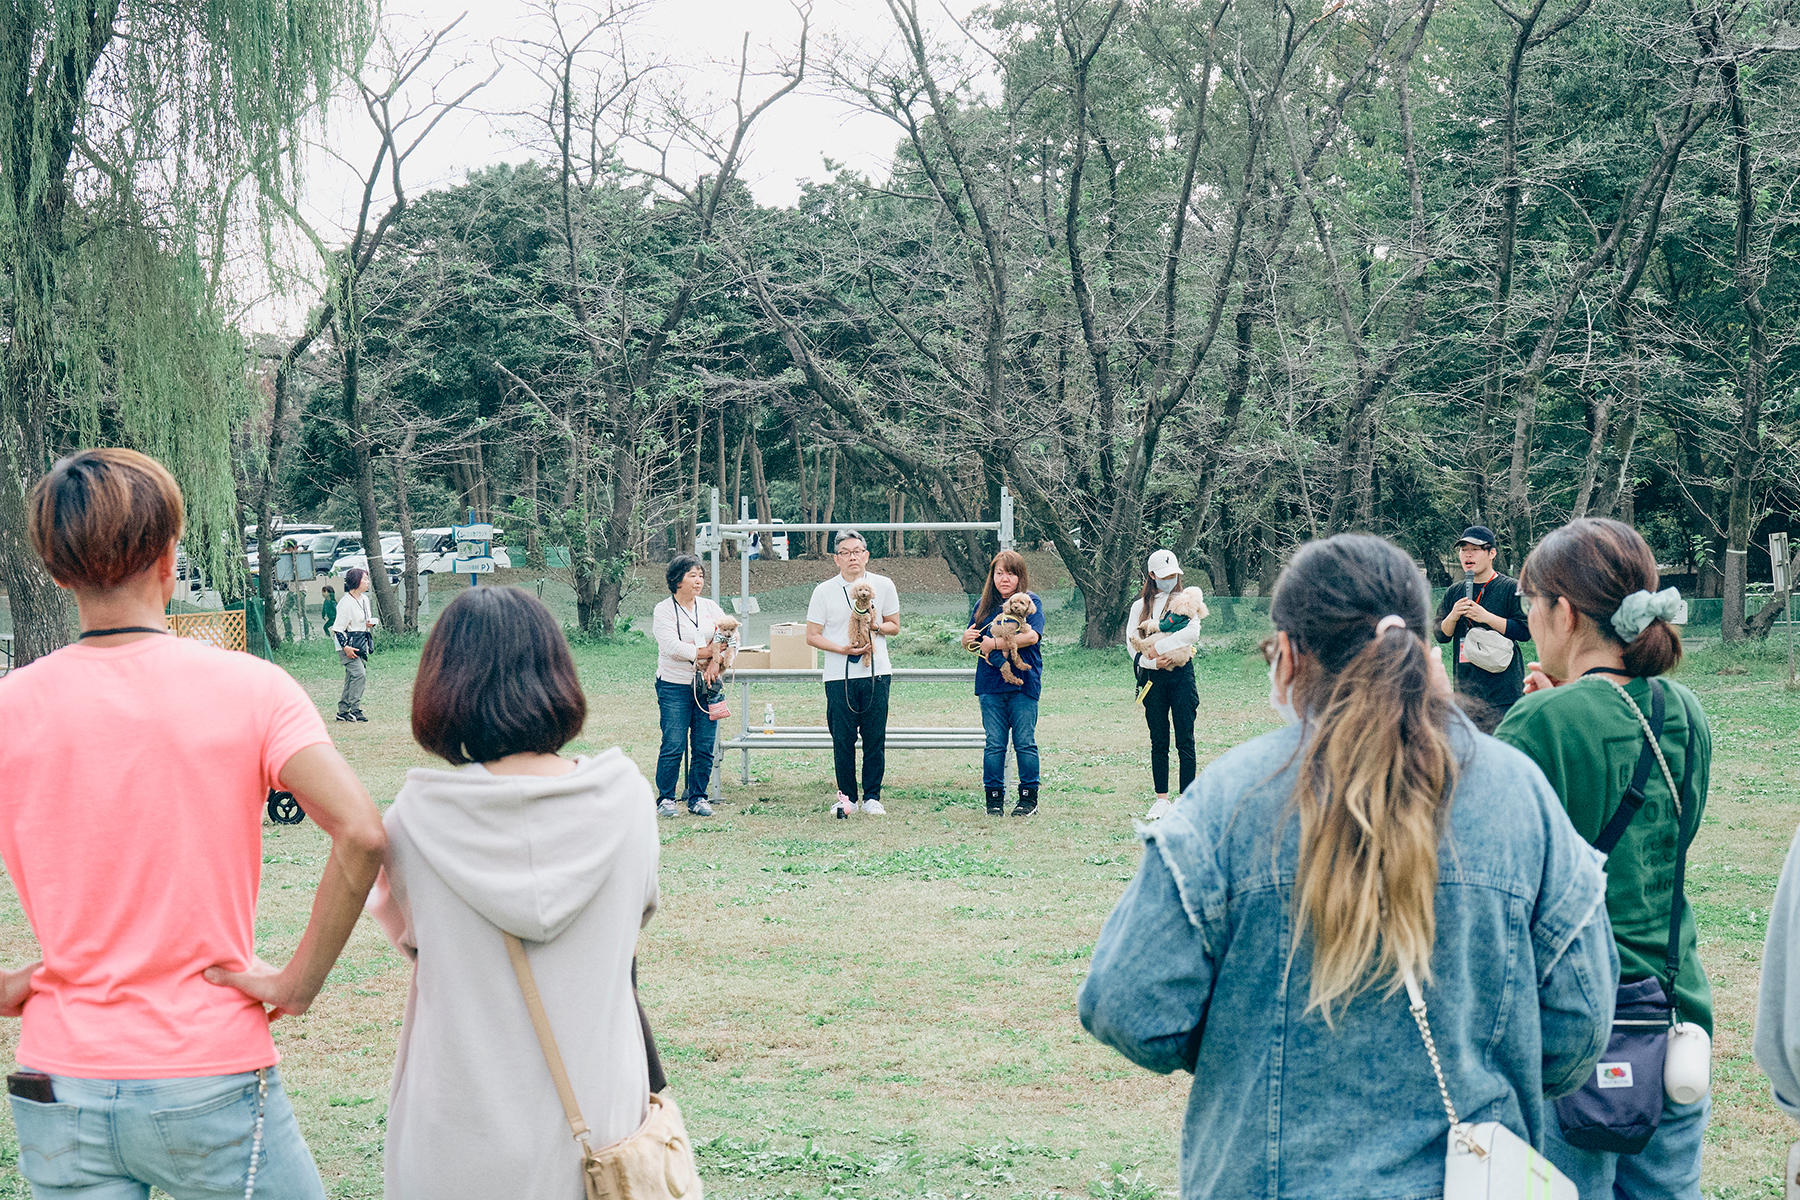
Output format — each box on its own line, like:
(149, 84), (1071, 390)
(406, 527), (511, 574)
(336, 534), (407, 579)
(339, 529), (512, 577)
(748, 518), (789, 561)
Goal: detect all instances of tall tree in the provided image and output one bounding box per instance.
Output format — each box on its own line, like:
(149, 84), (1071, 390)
(0, 0), (370, 665)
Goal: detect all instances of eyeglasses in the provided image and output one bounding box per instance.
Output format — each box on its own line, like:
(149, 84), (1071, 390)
(834, 547), (868, 557)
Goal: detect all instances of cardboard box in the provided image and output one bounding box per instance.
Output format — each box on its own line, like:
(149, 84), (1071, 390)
(769, 622), (818, 670)
(733, 647), (771, 670)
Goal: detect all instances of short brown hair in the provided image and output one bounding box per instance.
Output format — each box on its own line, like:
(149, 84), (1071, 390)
(412, 587), (587, 764)
(1520, 517), (1681, 677)
(29, 448), (184, 590)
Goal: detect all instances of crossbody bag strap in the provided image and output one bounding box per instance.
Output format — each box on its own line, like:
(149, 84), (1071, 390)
(1663, 691), (1703, 1004)
(503, 933), (596, 1146)
(1590, 678), (1666, 857)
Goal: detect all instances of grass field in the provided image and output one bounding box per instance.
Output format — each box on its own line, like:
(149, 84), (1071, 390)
(0, 613), (1797, 1199)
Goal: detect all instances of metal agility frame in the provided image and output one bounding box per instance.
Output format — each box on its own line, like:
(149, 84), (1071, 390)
(695, 486), (1016, 788)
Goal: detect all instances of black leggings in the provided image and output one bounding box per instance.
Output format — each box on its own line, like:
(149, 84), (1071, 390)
(1143, 662), (1198, 795)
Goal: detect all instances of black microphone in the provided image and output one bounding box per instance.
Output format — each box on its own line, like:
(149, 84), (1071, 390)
(1464, 569), (1475, 602)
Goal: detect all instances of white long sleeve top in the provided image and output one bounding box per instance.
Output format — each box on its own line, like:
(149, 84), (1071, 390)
(331, 590), (375, 638)
(1123, 587), (1206, 672)
(652, 595), (734, 685)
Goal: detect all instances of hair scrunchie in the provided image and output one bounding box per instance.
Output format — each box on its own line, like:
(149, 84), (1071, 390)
(1610, 587), (1687, 641)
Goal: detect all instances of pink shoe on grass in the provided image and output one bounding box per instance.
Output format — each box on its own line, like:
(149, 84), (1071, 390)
(832, 792), (855, 819)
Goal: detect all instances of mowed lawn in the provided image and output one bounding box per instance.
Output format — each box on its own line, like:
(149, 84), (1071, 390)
(0, 621), (1796, 1199)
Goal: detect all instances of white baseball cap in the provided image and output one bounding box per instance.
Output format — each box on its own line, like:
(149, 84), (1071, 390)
(1146, 549), (1181, 577)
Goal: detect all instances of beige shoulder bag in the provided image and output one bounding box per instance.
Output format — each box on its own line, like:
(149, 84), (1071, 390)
(503, 933), (704, 1200)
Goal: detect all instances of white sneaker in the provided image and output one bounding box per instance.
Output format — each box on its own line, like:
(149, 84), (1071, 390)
(1145, 797), (1174, 821)
(860, 797), (886, 815)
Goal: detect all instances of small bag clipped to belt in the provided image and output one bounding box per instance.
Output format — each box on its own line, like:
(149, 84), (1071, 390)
(1553, 676), (1711, 1155)
(504, 935), (703, 1200)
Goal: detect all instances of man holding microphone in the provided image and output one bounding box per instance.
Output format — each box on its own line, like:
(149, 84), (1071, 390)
(1433, 525), (1531, 726)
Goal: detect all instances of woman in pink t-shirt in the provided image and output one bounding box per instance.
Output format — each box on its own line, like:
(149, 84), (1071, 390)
(0, 449), (387, 1199)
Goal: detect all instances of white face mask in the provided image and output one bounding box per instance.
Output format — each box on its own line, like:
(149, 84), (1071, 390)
(1268, 650), (1300, 725)
(1154, 576), (1177, 593)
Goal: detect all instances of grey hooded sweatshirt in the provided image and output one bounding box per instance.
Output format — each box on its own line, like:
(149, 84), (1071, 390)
(368, 749), (659, 1199)
(1756, 823), (1800, 1118)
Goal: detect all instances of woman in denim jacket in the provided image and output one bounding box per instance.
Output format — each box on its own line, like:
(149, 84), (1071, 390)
(1079, 534), (1619, 1199)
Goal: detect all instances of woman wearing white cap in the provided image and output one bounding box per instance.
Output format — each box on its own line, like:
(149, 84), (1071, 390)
(1125, 549), (1206, 820)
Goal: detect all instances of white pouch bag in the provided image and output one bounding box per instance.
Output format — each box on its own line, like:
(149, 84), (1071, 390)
(1405, 968), (1577, 1200)
(1463, 625), (1516, 673)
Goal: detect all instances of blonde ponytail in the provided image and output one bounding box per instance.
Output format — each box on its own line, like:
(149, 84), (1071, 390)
(1269, 536), (1460, 1023)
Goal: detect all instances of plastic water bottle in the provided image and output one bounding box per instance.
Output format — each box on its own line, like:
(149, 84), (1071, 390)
(763, 704), (775, 735)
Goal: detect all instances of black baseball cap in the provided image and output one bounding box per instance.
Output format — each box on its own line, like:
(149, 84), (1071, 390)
(1455, 526), (1497, 548)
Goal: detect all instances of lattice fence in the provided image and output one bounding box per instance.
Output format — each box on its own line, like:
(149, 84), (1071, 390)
(168, 610), (246, 653)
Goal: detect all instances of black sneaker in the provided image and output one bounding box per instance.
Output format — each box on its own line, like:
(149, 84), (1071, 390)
(985, 787), (1006, 816)
(351, 710), (369, 722)
(1010, 786), (1038, 817)
(335, 712), (356, 722)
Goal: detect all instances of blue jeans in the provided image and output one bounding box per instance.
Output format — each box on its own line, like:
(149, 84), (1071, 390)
(655, 677), (716, 804)
(7, 1067), (323, 1199)
(978, 692), (1039, 789)
(1543, 1092), (1709, 1200)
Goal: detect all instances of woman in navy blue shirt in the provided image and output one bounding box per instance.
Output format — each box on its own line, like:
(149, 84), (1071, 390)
(961, 550), (1045, 817)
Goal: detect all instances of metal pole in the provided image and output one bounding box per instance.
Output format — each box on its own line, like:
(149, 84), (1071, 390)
(739, 494), (751, 626)
(999, 486), (1015, 550)
(709, 487), (720, 609)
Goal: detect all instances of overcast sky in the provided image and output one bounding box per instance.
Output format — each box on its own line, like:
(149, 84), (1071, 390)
(299, 0), (983, 232)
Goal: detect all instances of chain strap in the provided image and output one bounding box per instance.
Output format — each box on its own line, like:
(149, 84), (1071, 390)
(1596, 679), (1681, 818)
(242, 1067), (268, 1199)
(1403, 968), (1488, 1160)
(1403, 969), (1459, 1128)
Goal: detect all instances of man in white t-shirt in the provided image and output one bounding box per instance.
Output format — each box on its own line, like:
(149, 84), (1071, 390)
(805, 530), (900, 815)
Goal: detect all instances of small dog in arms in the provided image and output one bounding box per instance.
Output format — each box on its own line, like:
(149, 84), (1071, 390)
(988, 593), (1037, 685)
(846, 580), (876, 662)
(700, 615), (739, 720)
(1129, 588), (1209, 667)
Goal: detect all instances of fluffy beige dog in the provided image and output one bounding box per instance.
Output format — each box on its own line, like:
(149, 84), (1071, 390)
(1130, 588), (1210, 666)
(712, 614), (740, 673)
(846, 580), (877, 654)
(989, 593), (1037, 685)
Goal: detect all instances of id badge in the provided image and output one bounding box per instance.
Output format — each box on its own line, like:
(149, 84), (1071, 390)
(1458, 638), (1470, 664)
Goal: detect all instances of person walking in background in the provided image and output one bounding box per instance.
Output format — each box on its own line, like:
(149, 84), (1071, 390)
(369, 586), (668, 1200)
(806, 530), (900, 816)
(651, 553), (733, 818)
(1434, 525), (1530, 728)
(331, 566), (377, 723)
(961, 550), (1044, 817)
(1124, 549), (1204, 821)
(0, 448), (387, 1200)
(320, 583), (338, 634)
(1497, 518), (1711, 1199)
(1079, 533), (1617, 1200)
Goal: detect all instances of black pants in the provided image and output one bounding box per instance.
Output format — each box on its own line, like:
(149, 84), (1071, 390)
(824, 675), (891, 800)
(1143, 662), (1198, 795)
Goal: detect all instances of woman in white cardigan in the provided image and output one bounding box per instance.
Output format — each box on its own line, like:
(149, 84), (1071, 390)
(369, 586), (660, 1200)
(1123, 549), (1205, 821)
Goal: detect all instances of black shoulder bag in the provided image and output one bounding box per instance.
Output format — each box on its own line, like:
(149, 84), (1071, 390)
(1554, 678), (1700, 1154)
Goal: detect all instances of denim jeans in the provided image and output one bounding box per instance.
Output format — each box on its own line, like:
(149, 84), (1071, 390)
(1543, 1092), (1709, 1200)
(978, 692), (1039, 789)
(655, 677), (716, 804)
(7, 1067), (324, 1200)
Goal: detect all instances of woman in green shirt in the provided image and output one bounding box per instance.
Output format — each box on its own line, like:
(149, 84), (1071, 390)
(1496, 517), (1711, 1200)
